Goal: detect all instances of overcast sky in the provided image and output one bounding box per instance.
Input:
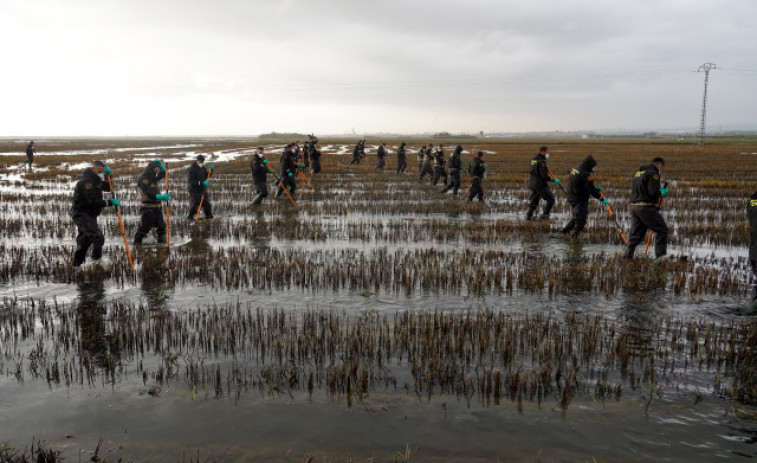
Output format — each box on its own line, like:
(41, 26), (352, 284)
(2, 0), (755, 136)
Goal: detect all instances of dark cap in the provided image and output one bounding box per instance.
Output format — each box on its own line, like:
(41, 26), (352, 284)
(477, 151), (484, 157)
(651, 157), (665, 166)
(92, 160), (106, 167)
(196, 154), (205, 163)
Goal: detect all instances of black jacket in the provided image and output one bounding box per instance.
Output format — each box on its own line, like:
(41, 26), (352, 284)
(630, 163), (662, 204)
(528, 153), (552, 190)
(377, 145), (386, 159)
(433, 149), (446, 168)
(749, 194), (757, 261)
(187, 162), (211, 194)
(566, 156), (601, 205)
(136, 160), (166, 206)
(280, 150), (296, 176)
(449, 152), (462, 169)
(397, 144), (406, 161)
(469, 157), (486, 177)
(251, 156), (269, 184)
(310, 148), (321, 163)
(72, 168), (110, 217)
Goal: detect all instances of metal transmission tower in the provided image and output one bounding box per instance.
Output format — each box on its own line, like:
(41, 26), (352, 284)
(698, 62), (716, 147)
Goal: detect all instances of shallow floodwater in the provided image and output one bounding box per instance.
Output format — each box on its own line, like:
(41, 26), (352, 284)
(0, 140), (755, 462)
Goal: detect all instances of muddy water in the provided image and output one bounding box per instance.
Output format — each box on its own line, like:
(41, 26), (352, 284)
(0, 141), (755, 462)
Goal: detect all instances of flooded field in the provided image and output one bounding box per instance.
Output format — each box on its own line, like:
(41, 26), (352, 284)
(0, 137), (755, 462)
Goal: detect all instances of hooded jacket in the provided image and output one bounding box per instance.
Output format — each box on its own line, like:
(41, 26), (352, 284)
(528, 153), (552, 190)
(449, 146), (463, 169)
(280, 149), (296, 176)
(630, 163), (663, 205)
(72, 168), (110, 217)
(136, 160), (166, 206)
(566, 155), (601, 205)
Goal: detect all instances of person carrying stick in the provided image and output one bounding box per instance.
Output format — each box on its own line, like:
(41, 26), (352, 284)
(626, 157), (669, 259)
(187, 155), (214, 220)
(71, 161), (119, 267)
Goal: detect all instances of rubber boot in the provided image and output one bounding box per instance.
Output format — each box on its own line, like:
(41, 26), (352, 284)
(251, 193), (263, 205)
(625, 245), (636, 259)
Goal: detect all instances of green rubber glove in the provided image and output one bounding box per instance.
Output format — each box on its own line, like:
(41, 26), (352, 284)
(553, 178), (561, 185)
(154, 159), (165, 171)
(208, 164), (214, 170)
(288, 172), (293, 178)
(263, 159), (268, 164)
(104, 166), (111, 176)
(202, 180), (209, 186)
(601, 198), (609, 205)
(660, 187), (669, 197)
(109, 198), (119, 207)
(595, 185), (602, 191)
(156, 193), (170, 201)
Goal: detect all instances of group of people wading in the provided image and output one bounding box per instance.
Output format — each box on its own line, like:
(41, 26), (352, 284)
(23, 137), (752, 308)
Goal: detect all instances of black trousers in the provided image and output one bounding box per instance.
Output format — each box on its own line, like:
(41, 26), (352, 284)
(527, 186), (555, 218)
(627, 205), (668, 257)
(252, 181), (268, 204)
(467, 177), (484, 202)
(73, 212), (104, 264)
(561, 202), (589, 237)
(135, 207), (166, 242)
(440, 168), (460, 194)
(188, 191), (213, 219)
(750, 259), (757, 302)
(396, 157), (407, 173)
(418, 162), (433, 180)
(376, 156), (386, 169)
(311, 160), (321, 174)
(431, 166), (447, 185)
(276, 176), (296, 197)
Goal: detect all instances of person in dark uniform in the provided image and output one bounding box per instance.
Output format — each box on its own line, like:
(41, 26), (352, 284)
(251, 147), (271, 205)
(276, 145), (297, 197)
(350, 140), (364, 165)
(187, 154), (214, 220)
(396, 142), (407, 173)
(626, 157), (668, 259)
(376, 143), (387, 170)
(72, 161), (118, 267)
(418, 146), (433, 180)
(430, 144), (448, 185)
(417, 145), (425, 173)
(561, 155), (605, 240)
(467, 151), (487, 203)
(134, 159), (169, 245)
(25, 141), (34, 170)
(749, 191), (757, 307)
(526, 146), (560, 220)
(310, 143), (322, 174)
(440, 145), (464, 195)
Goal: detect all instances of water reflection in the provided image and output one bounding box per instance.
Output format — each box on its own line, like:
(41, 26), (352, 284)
(139, 247), (173, 310)
(75, 277), (111, 367)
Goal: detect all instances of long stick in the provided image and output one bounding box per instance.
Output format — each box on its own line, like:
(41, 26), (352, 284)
(194, 169), (212, 224)
(298, 168), (316, 191)
(106, 175), (134, 269)
(546, 167), (567, 194)
(165, 163), (170, 246)
(644, 182), (667, 255)
(598, 190), (628, 244)
(269, 168), (298, 209)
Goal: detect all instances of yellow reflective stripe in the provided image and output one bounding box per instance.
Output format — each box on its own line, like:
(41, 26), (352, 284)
(531, 160), (537, 165)
(570, 168), (579, 175)
(751, 199), (757, 207)
(634, 171), (644, 178)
